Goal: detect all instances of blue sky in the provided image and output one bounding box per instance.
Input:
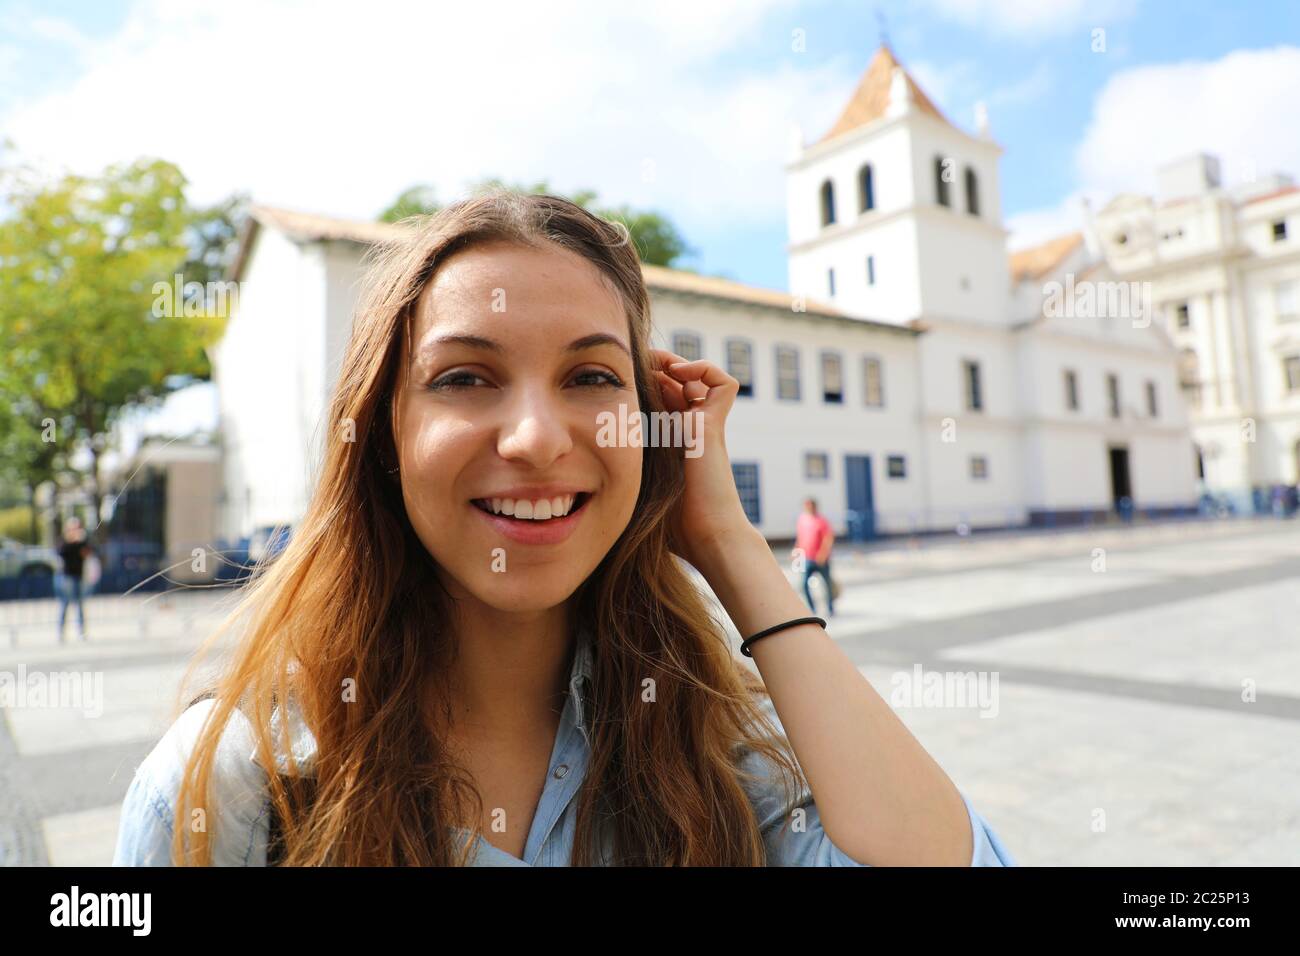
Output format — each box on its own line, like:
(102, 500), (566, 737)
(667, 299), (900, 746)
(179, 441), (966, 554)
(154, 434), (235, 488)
(2, 0), (1299, 294)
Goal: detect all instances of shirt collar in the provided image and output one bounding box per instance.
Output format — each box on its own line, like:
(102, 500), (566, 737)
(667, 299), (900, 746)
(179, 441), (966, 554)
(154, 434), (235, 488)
(567, 623), (595, 745)
(252, 625), (595, 774)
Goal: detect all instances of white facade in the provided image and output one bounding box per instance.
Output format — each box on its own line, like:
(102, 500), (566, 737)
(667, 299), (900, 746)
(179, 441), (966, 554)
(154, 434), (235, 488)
(785, 45), (1198, 528)
(213, 218), (366, 537)
(1090, 153), (1300, 500)
(651, 289), (926, 537)
(218, 215), (932, 542)
(214, 46), (1202, 543)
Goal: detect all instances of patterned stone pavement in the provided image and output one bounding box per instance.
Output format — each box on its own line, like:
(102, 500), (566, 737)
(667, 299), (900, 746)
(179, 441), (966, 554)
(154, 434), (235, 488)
(2, 518), (1296, 865)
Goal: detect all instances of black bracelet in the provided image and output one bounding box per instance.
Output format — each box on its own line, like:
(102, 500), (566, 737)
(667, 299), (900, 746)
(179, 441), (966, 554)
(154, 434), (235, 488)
(740, 616), (826, 658)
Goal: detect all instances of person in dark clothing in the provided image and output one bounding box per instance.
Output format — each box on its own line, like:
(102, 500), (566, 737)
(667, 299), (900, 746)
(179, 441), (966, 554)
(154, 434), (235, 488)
(56, 516), (95, 642)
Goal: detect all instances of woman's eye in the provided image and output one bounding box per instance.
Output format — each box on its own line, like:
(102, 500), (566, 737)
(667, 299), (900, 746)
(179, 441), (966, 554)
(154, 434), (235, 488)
(427, 369), (625, 391)
(427, 371), (487, 391)
(572, 369), (626, 389)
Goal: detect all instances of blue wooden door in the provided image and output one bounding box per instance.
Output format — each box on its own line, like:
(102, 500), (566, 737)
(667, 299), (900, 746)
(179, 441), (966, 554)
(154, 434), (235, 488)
(844, 454), (875, 541)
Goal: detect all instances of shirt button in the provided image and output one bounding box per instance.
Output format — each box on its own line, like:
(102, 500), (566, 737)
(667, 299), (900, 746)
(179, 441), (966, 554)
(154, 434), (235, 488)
(552, 764), (569, 779)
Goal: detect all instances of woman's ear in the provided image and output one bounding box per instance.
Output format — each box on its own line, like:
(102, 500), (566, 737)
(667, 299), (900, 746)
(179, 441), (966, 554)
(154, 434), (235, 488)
(379, 440), (402, 484)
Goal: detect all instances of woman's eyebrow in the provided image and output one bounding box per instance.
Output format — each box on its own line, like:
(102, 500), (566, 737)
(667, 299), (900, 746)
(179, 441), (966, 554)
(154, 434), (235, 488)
(565, 332), (630, 357)
(415, 331), (631, 365)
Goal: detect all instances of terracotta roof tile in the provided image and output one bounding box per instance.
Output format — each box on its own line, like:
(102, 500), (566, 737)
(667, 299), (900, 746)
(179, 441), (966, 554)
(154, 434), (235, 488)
(1241, 184), (1299, 205)
(817, 44), (951, 145)
(1008, 231), (1084, 283)
(248, 204), (404, 244)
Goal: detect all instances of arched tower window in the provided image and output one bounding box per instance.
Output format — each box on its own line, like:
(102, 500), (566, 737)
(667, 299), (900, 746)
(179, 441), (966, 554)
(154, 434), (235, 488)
(934, 156), (951, 207)
(965, 166), (979, 216)
(858, 164), (874, 213)
(820, 179), (836, 226)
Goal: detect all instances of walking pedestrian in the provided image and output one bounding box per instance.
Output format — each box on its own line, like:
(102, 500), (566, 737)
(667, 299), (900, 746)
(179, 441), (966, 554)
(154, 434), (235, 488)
(794, 497), (836, 617)
(55, 516), (94, 642)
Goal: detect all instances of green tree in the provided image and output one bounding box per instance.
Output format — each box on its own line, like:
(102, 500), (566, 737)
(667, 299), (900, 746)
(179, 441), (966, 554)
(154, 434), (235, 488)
(0, 157), (227, 533)
(378, 185), (441, 223)
(186, 192), (249, 286)
(0, 392), (72, 541)
(377, 178), (696, 268)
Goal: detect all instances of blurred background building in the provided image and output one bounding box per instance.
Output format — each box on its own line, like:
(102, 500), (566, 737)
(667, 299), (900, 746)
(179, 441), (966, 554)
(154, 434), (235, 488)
(215, 45), (1201, 543)
(1088, 152), (1300, 511)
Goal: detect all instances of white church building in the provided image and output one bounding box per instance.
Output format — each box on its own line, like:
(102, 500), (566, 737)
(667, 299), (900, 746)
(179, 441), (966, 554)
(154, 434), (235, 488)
(214, 45), (1199, 543)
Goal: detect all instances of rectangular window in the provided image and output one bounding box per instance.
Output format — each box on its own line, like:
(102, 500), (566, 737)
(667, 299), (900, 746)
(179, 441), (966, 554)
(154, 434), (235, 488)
(821, 351), (843, 403)
(963, 360), (983, 411)
(1175, 302), (1191, 329)
(1107, 373), (1121, 418)
(671, 332), (701, 362)
(1285, 355), (1300, 392)
(726, 339), (753, 397)
(1146, 380), (1158, 418)
(776, 346), (801, 401)
(887, 455), (906, 479)
(1064, 369), (1079, 411)
(970, 455), (988, 480)
(827, 267), (836, 297)
(731, 463), (761, 524)
(1273, 220), (1288, 242)
(863, 356), (885, 407)
(866, 255), (875, 286)
(1277, 281), (1298, 322)
(804, 452), (829, 480)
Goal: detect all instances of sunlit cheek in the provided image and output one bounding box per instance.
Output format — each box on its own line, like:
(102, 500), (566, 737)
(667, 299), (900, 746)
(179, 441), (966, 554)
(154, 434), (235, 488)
(598, 440), (644, 514)
(398, 416), (479, 521)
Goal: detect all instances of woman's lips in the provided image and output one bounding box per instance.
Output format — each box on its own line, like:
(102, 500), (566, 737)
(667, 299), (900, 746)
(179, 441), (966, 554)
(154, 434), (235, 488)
(469, 493), (592, 545)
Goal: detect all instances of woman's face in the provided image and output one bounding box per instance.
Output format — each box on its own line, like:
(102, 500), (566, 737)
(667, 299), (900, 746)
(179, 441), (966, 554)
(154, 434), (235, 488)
(393, 240), (643, 613)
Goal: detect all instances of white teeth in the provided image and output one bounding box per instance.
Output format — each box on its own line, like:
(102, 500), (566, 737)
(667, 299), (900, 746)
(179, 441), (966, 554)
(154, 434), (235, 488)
(481, 494), (583, 519)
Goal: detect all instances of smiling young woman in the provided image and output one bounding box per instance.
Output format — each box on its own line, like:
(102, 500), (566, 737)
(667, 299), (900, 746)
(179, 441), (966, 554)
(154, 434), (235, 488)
(112, 191), (1015, 867)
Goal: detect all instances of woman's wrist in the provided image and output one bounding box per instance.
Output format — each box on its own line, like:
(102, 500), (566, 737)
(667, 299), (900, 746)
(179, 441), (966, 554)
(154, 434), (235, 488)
(693, 524), (813, 639)
(692, 520), (768, 582)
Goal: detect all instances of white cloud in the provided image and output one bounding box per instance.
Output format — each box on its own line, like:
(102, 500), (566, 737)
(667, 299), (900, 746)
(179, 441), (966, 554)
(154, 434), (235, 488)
(1, 0), (844, 243)
(1076, 45), (1300, 198)
(917, 0), (1140, 38)
(1008, 45), (1300, 251)
(24, 16), (95, 54)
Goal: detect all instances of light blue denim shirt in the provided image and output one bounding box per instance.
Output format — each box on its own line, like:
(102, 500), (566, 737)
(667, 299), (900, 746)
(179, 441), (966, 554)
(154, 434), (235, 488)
(113, 630), (1016, 867)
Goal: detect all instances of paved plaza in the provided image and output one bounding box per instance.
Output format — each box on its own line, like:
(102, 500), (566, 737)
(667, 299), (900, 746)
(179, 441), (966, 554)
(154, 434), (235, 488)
(2, 518), (1296, 866)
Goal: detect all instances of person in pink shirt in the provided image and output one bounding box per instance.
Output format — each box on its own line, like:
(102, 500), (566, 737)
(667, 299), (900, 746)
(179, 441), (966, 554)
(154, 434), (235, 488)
(793, 497), (835, 616)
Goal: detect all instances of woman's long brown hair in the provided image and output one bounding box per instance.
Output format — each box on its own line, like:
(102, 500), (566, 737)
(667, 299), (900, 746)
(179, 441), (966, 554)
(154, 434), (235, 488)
(171, 191), (804, 865)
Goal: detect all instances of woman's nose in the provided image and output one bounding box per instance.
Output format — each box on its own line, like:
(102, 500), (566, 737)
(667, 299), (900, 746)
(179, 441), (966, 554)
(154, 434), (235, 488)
(496, 388), (575, 467)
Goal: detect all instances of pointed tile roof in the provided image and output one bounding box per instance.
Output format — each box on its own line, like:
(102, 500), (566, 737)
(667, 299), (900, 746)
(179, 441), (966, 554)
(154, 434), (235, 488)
(1008, 231), (1084, 283)
(817, 44), (951, 145)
